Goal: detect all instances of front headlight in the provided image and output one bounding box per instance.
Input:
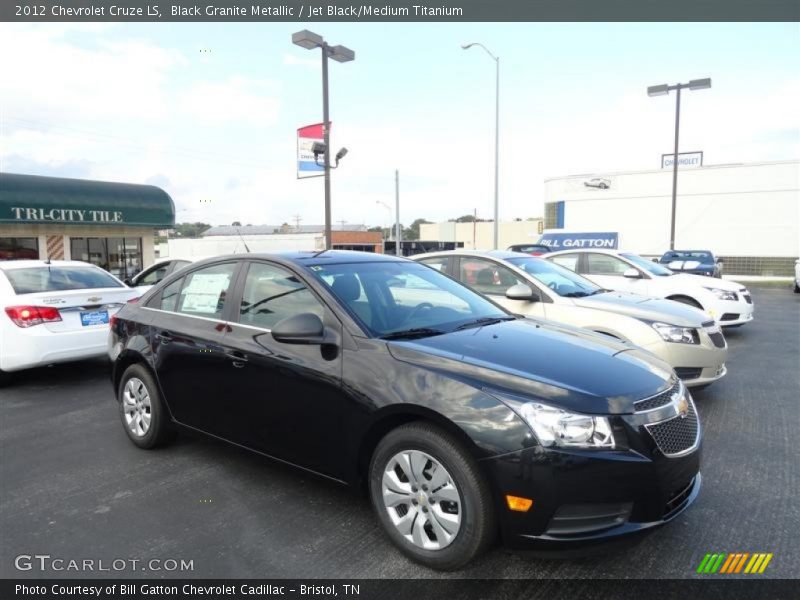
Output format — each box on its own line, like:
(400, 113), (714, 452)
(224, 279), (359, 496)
(704, 286), (738, 301)
(517, 402), (615, 449)
(651, 322), (699, 344)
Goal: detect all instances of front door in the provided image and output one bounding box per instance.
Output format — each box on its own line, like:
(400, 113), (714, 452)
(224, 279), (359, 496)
(220, 260), (348, 479)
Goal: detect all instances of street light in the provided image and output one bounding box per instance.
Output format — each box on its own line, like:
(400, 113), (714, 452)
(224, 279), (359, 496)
(292, 30), (355, 250)
(462, 42), (500, 250)
(648, 78), (711, 250)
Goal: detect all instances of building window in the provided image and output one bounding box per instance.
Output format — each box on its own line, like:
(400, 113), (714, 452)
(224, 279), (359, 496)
(0, 237), (39, 260)
(70, 237), (142, 280)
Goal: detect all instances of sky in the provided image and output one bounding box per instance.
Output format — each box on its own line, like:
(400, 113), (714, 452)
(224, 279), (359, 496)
(1, 22), (798, 230)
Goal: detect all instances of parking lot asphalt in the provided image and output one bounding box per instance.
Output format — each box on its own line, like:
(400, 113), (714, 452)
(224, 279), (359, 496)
(1, 284), (798, 580)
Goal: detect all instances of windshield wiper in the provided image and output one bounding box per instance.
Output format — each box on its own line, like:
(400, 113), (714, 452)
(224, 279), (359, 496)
(561, 291), (591, 298)
(380, 327), (445, 340)
(454, 316), (516, 331)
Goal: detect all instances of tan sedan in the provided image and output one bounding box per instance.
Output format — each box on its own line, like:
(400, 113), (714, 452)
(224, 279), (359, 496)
(413, 250), (728, 389)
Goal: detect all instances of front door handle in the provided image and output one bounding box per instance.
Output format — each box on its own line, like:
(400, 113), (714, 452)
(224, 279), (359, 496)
(155, 331), (173, 344)
(226, 350), (248, 368)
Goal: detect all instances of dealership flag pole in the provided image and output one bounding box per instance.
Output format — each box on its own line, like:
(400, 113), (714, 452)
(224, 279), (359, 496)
(395, 170), (402, 256)
(670, 87), (681, 251)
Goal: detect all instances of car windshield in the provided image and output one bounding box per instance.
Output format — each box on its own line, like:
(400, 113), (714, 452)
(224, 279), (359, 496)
(621, 253), (675, 276)
(3, 266), (124, 294)
(660, 251), (712, 262)
(507, 256), (603, 297)
(308, 261), (512, 338)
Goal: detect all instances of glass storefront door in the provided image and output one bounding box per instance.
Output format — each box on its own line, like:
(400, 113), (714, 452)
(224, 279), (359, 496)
(70, 237), (142, 280)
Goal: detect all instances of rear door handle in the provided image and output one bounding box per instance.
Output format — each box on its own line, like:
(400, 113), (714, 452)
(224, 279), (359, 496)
(155, 331), (173, 344)
(226, 350), (248, 368)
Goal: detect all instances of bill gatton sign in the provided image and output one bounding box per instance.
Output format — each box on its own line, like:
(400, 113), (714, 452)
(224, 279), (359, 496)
(9, 207), (123, 223)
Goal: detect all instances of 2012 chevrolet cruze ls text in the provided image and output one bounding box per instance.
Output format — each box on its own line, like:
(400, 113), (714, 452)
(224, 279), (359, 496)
(109, 251), (701, 570)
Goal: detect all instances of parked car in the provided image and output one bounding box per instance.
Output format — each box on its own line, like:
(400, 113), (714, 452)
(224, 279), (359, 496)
(506, 243), (552, 256)
(658, 250), (722, 278)
(546, 249), (754, 327)
(414, 251), (727, 389)
(794, 259), (800, 293)
(0, 260), (139, 385)
(110, 251), (701, 569)
(125, 258), (192, 295)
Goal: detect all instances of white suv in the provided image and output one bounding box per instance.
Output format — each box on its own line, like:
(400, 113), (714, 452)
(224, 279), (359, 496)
(0, 260), (139, 385)
(546, 249), (754, 327)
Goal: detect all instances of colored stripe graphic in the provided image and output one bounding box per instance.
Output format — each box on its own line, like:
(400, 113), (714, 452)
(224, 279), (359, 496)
(699, 552), (772, 574)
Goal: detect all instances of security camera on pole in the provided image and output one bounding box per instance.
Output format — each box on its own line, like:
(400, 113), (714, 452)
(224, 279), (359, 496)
(292, 30), (355, 250)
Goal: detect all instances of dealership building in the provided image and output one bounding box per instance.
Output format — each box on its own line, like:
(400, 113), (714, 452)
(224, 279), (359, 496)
(0, 172), (175, 280)
(543, 160), (799, 275)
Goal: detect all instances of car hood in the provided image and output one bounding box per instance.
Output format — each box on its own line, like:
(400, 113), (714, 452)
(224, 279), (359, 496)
(573, 291), (709, 327)
(386, 318), (674, 415)
(668, 273), (743, 290)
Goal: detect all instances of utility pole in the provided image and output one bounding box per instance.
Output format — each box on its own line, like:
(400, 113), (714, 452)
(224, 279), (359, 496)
(395, 169), (401, 256)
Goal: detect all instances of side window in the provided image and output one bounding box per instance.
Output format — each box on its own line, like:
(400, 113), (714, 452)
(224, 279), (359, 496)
(586, 253), (631, 276)
(160, 277), (183, 312)
(176, 263), (237, 318)
(139, 264), (169, 286)
(238, 262), (324, 330)
(458, 258), (522, 295)
(550, 253), (580, 272)
(418, 257), (449, 273)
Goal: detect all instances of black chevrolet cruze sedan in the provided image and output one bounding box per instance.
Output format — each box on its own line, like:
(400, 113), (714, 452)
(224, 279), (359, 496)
(109, 251), (701, 569)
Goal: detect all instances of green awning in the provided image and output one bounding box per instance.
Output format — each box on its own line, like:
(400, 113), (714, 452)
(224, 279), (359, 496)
(0, 172), (175, 228)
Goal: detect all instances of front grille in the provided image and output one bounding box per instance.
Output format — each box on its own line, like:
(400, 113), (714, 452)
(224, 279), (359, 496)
(708, 331), (726, 348)
(720, 313), (739, 321)
(663, 477), (695, 517)
(675, 367), (703, 381)
(646, 398), (700, 457)
(634, 382), (680, 412)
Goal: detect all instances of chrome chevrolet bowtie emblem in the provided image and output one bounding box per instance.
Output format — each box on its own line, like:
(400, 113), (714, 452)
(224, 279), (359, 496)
(677, 397), (689, 419)
(87, 296), (101, 303)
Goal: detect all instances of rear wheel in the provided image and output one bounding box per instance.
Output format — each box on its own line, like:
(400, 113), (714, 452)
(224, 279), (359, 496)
(0, 369), (12, 388)
(118, 364), (175, 449)
(368, 422), (496, 570)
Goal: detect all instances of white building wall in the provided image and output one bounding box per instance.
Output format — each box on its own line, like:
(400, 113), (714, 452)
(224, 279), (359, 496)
(419, 220), (544, 250)
(159, 233), (323, 260)
(544, 160), (800, 257)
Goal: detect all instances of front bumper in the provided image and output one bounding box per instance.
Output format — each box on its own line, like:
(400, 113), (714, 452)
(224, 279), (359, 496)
(710, 291), (754, 327)
(479, 401), (701, 549)
(638, 328), (727, 389)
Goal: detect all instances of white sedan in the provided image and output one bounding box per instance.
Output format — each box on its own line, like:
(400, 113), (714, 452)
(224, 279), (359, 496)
(545, 249), (754, 327)
(0, 260), (139, 385)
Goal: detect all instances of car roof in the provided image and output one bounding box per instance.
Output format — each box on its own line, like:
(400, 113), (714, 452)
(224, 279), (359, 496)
(414, 249), (532, 261)
(662, 250), (713, 255)
(545, 248), (624, 256)
(187, 250), (409, 270)
(0, 259), (103, 270)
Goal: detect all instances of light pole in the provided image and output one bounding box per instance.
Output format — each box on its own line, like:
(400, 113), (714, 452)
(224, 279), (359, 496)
(462, 42), (500, 249)
(376, 190), (401, 257)
(648, 78), (711, 250)
(292, 30), (355, 250)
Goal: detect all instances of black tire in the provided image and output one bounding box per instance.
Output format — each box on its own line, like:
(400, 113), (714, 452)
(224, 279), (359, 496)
(368, 422), (496, 570)
(117, 363), (175, 449)
(794, 282), (800, 293)
(668, 296), (703, 310)
(0, 369), (12, 388)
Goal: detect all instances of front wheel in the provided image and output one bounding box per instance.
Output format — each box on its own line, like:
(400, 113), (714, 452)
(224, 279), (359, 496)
(118, 364), (175, 449)
(369, 423), (496, 570)
(794, 282), (800, 293)
(0, 368), (12, 388)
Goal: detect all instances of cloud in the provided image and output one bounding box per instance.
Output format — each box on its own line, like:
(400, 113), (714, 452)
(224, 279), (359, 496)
(180, 76), (281, 126)
(282, 53), (319, 69)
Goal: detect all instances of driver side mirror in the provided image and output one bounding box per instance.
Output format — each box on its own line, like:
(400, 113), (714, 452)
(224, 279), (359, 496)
(651, 258), (659, 263)
(124, 278), (133, 286)
(506, 283), (540, 302)
(272, 313), (326, 345)
(623, 268), (641, 279)
(716, 258), (724, 264)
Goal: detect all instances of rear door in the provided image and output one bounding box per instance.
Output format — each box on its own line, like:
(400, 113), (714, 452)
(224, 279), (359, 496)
(146, 261), (242, 436)
(219, 260), (348, 478)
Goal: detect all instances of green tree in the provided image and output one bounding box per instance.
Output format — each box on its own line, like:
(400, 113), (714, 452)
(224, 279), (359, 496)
(405, 218), (432, 240)
(170, 222), (212, 238)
